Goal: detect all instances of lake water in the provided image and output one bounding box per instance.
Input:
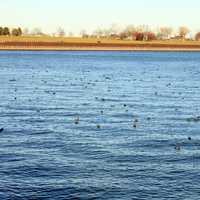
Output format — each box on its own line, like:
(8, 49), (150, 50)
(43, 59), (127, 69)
(0, 51), (200, 199)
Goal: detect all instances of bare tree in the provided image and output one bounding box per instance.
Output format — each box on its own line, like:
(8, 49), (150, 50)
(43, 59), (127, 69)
(80, 29), (89, 38)
(179, 26), (190, 39)
(68, 32), (74, 37)
(93, 28), (104, 38)
(136, 25), (150, 33)
(57, 27), (65, 37)
(31, 28), (43, 36)
(103, 29), (111, 38)
(159, 27), (173, 39)
(23, 28), (29, 36)
(124, 25), (136, 37)
(109, 23), (121, 35)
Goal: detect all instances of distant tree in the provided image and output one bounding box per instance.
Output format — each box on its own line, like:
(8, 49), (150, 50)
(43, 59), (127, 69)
(11, 27), (22, 36)
(31, 28), (43, 36)
(159, 27), (173, 39)
(136, 25), (150, 33)
(0, 27), (3, 35)
(18, 27), (22, 36)
(3, 27), (10, 36)
(179, 26), (190, 39)
(12, 28), (19, 36)
(133, 32), (144, 41)
(119, 32), (128, 40)
(80, 29), (88, 38)
(195, 32), (200, 41)
(109, 23), (121, 35)
(103, 29), (111, 38)
(68, 32), (74, 37)
(57, 27), (65, 37)
(145, 32), (157, 41)
(124, 25), (136, 37)
(23, 28), (29, 36)
(93, 28), (104, 38)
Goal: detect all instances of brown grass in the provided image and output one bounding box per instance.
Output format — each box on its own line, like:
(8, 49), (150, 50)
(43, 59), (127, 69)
(0, 36), (200, 51)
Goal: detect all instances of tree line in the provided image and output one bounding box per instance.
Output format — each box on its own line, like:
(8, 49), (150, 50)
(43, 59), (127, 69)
(1, 25), (200, 41)
(79, 25), (200, 41)
(0, 27), (22, 36)
(82, 25), (199, 41)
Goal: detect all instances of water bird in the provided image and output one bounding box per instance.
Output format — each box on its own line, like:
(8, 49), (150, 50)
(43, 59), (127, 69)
(74, 116), (80, 125)
(175, 143), (181, 151)
(187, 116), (200, 122)
(133, 119), (138, 128)
(97, 124), (101, 129)
(9, 79), (17, 82)
(188, 137), (192, 141)
(0, 128), (4, 133)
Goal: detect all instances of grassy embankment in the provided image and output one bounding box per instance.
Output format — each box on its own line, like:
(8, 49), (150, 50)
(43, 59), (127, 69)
(0, 36), (200, 51)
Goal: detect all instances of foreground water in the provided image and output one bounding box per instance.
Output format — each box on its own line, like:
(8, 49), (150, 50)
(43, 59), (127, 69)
(0, 51), (200, 199)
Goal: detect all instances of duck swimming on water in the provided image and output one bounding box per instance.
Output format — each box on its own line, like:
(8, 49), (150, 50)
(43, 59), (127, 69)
(74, 116), (80, 125)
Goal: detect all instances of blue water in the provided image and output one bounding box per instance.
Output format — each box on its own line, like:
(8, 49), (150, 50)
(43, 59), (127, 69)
(0, 51), (200, 199)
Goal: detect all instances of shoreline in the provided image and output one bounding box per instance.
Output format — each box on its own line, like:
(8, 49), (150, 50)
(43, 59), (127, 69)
(0, 46), (200, 52)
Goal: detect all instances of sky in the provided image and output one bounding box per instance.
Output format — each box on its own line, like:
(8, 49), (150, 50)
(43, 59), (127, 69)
(0, 0), (199, 35)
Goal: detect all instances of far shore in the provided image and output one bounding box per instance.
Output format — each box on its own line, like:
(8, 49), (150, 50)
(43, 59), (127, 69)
(1, 36), (200, 51)
(1, 47), (200, 52)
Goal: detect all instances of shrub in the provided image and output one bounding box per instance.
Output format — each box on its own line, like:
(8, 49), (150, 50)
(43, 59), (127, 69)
(146, 32), (157, 41)
(12, 28), (22, 36)
(0, 27), (3, 35)
(133, 32), (144, 41)
(3, 27), (10, 36)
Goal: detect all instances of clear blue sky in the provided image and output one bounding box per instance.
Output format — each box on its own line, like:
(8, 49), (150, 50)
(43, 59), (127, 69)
(1, 0), (199, 34)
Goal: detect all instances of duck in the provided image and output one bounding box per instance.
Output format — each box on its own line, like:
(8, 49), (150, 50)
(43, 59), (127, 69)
(74, 116), (80, 125)
(175, 143), (181, 151)
(97, 124), (101, 129)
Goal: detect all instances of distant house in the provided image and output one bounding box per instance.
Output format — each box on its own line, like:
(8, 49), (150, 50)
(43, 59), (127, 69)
(110, 34), (120, 40)
(170, 36), (183, 40)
